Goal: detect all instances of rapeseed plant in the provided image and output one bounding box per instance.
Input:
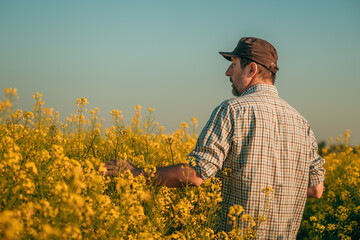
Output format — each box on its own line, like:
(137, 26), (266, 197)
(298, 130), (360, 239)
(1, 88), (358, 239)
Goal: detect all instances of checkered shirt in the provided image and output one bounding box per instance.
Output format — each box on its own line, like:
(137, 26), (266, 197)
(188, 84), (325, 239)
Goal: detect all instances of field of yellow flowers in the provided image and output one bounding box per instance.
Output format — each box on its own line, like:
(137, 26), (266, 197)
(0, 88), (359, 239)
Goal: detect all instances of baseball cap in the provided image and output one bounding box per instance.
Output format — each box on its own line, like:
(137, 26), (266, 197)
(219, 37), (279, 74)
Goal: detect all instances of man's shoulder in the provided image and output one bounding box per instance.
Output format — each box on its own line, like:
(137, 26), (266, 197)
(215, 98), (245, 111)
(219, 94), (308, 121)
(221, 94), (271, 108)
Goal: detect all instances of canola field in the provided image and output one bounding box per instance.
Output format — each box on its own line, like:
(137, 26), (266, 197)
(0, 88), (359, 239)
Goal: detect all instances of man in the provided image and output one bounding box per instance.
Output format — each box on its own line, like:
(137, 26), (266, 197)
(106, 37), (325, 239)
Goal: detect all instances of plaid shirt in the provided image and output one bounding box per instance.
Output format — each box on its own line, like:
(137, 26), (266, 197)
(188, 84), (325, 239)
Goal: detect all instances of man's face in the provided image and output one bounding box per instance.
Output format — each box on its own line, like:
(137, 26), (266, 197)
(225, 57), (248, 97)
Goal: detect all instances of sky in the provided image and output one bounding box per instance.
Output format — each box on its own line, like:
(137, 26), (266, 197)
(1, 0), (360, 144)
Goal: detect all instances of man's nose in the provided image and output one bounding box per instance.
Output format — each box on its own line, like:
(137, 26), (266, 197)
(225, 65), (232, 76)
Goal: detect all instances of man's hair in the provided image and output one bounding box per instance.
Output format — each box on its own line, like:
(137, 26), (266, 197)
(240, 58), (276, 83)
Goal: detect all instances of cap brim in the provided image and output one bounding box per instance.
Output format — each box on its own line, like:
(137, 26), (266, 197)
(219, 52), (235, 61)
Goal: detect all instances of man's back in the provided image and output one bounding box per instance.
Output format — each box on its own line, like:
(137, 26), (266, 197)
(189, 84), (325, 239)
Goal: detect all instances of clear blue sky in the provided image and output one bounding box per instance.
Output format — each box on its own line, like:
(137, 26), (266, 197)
(1, 0), (359, 144)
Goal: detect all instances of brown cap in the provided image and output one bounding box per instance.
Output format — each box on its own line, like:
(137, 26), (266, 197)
(219, 37), (279, 74)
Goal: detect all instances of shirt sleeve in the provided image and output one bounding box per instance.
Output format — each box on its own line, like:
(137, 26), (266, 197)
(308, 127), (326, 187)
(187, 101), (234, 181)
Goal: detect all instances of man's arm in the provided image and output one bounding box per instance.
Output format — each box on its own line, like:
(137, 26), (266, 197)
(105, 159), (204, 188)
(307, 127), (326, 199)
(149, 164), (204, 187)
(307, 182), (324, 198)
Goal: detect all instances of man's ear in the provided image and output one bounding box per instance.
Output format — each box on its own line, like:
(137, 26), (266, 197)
(248, 62), (258, 78)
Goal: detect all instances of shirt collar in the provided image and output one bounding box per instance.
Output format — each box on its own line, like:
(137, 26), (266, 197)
(240, 84), (279, 97)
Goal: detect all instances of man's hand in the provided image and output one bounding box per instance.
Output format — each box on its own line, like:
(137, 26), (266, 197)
(307, 182), (324, 198)
(105, 158), (140, 177)
(104, 160), (203, 188)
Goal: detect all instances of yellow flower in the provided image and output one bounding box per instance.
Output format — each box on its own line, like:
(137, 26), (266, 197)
(25, 162), (38, 175)
(180, 122), (188, 129)
(0, 210), (24, 239)
(23, 111), (35, 119)
(40, 224), (61, 239)
(190, 117), (198, 125)
(327, 223), (336, 231)
(4, 88), (11, 94)
(228, 204), (244, 217)
(76, 97), (88, 107)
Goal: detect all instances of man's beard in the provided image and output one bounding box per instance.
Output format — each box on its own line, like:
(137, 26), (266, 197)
(232, 85), (241, 97)
(230, 77), (241, 97)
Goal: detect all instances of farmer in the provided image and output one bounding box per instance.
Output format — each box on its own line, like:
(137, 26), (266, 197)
(106, 37), (325, 238)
